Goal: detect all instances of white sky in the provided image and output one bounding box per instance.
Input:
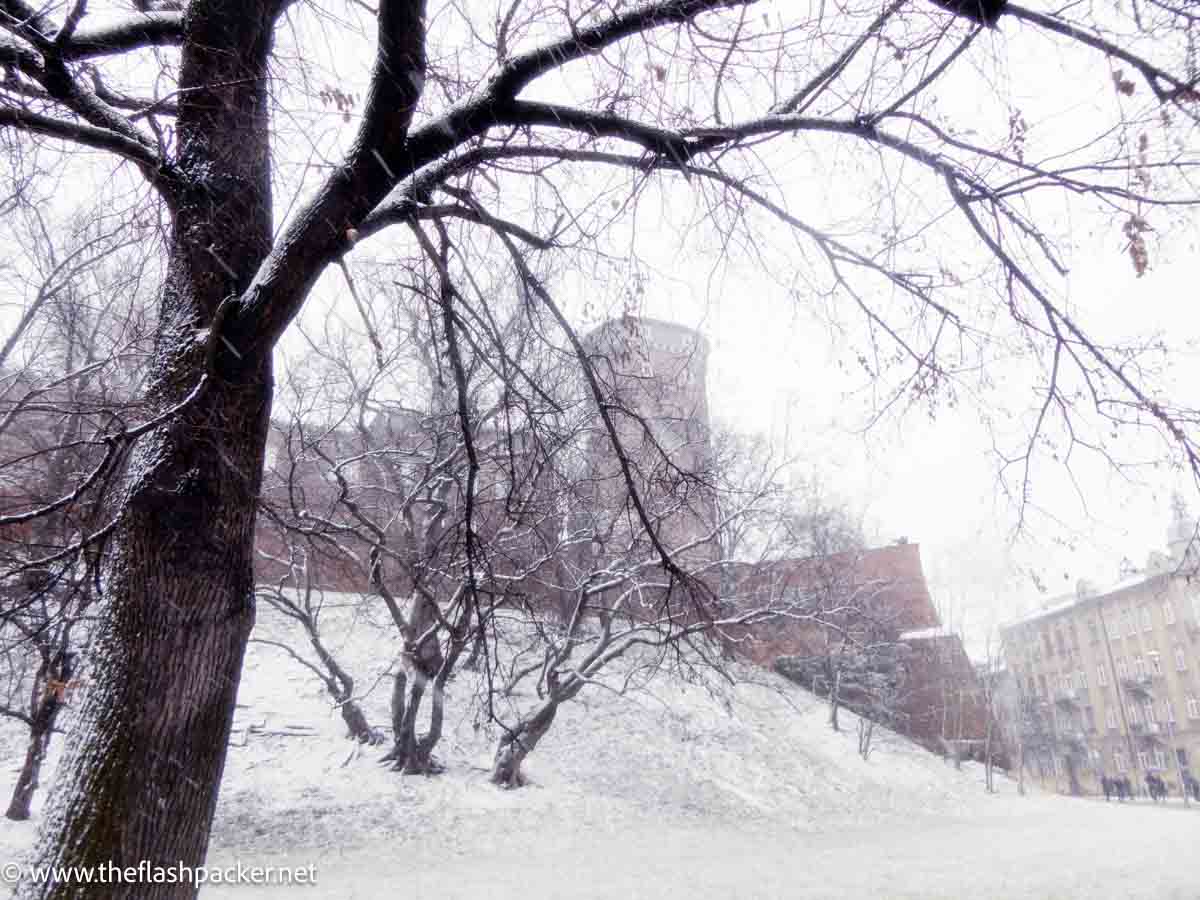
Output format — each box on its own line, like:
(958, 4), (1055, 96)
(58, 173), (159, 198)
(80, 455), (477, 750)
(5, 0), (1197, 657)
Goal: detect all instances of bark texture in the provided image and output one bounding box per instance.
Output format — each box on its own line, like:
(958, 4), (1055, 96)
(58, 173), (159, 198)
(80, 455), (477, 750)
(17, 6), (277, 897)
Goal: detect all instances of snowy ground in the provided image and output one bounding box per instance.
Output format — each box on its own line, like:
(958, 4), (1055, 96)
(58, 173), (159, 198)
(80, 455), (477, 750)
(2, 600), (1197, 898)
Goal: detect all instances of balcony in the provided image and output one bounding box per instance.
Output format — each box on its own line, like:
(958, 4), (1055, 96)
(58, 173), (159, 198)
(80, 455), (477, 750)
(1134, 722), (1167, 746)
(1061, 732), (1089, 753)
(1054, 688), (1080, 707)
(1121, 675), (1153, 697)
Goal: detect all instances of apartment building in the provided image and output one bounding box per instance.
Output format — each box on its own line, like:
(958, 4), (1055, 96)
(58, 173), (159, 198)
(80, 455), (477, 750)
(1001, 515), (1200, 795)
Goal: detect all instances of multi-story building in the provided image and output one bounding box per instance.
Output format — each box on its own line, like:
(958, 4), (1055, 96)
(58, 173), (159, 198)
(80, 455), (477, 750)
(1001, 507), (1200, 795)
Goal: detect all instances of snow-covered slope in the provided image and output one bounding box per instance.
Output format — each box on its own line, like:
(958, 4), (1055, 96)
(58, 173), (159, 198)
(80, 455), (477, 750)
(3, 601), (1194, 899)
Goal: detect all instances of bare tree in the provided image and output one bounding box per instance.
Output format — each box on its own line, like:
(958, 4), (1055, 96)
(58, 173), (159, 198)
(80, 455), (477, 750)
(483, 441), (802, 788)
(0, 204), (154, 820)
(0, 1), (1195, 894)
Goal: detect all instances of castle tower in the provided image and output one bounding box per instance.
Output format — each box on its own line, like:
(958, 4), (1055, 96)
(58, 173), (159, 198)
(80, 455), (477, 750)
(581, 316), (717, 569)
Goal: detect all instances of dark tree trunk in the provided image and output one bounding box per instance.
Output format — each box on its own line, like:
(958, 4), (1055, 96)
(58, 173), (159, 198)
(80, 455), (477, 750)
(491, 695), (565, 789)
(829, 668), (842, 732)
(6, 718), (52, 822)
(340, 700), (381, 745)
(392, 675), (428, 773)
(17, 8), (278, 898)
(6, 653), (73, 822)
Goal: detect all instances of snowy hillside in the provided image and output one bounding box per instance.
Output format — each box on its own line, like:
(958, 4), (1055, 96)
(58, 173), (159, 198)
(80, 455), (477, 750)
(2, 600), (1196, 898)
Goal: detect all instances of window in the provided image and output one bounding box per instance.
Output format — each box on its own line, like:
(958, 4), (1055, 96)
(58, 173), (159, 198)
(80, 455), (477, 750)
(1106, 707), (1119, 730)
(1084, 706), (1095, 730)
(1164, 700), (1176, 724)
(1125, 609), (1137, 637)
(1056, 629), (1067, 655)
(1141, 606), (1153, 632)
(1134, 655), (1147, 678)
(1038, 674), (1048, 697)
(1154, 749), (1169, 770)
(1175, 645), (1188, 672)
(1087, 618), (1099, 643)
(1097, 665), (1109, 687)
(1149, 652), (1163, 676)
(1062, 674), (1073, 694)
(1043, 632), (1054, 658)
(1107, 615), (1121, 640)
(1138, 750), (1152, 771)
(1075, 670), (1088, 691)
(1143, 700), (1157, 723)
(1130, 703), (1142, 724)
(1163, 600), (1177, 626)
(1187, 695), (1200, 719)
(1115, 750), (1128, 772)
(1116, 657), (1129, 679)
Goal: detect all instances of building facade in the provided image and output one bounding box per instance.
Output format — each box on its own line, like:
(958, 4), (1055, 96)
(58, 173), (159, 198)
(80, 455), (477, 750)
(1001, 545), (1200, 795)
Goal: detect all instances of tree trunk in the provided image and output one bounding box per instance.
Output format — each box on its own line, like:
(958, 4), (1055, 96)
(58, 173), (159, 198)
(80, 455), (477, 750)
(382, 670), (432, 773)
(340, 700), (380, 745)
(491, 697), (561, 789)
(5, 663), (70, 821)
(1066, 754), (1082, 796)
(829, 668), (842, 732)
(17, 9), (277, 898)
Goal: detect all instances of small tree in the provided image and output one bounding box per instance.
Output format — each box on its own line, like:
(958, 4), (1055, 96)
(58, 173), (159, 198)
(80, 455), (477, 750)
(0, 206), (154, 819)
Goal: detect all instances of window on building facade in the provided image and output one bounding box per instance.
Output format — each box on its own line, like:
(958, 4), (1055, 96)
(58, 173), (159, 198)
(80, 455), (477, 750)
(1116, 657), (1128, 679)
(1124, 609), (1137, 636)
(1143, 700), (1156, 723)
(1043, 632), (1054, 658)
(1130, 703), (1142, 724)
(1163, 700), (1175, 724)
(1084, 706), (1095, 730)
(1153, 749), (1168, 770)
(1179, 748), (1190, 768)
(1175, 645), (1188, 672)
(1076, 670), (1087, 691)
(1140, 606), (1152, 632)
(1115, 750), (1128, 772)
(1106, 707), (1118, 730)
(1148, 652), (1163, 676)
(1061, 674), (1072, 694)
(1097, 665), (1109, 687)
(1138, 750), (1152, 771)
(1163, 600), (1176, 625)
(1039, 674), (1048, 696)
(1187, 695), (1200, 719)
(1107, 615), (1121, 640)
(1087, 618), (1099, 643)
(1056, 629), (1067, 655)
(1134, 655), (1146, 678)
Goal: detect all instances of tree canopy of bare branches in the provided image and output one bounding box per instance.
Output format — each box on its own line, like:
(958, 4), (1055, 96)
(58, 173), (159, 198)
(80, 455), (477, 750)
(0, 0), (1197, 896)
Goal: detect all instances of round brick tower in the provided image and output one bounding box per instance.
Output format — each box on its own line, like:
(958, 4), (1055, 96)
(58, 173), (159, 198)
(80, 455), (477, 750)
(582, 315), (716, 567)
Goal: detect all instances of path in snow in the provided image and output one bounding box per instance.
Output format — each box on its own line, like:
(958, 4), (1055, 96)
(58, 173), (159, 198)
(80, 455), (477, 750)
(206, 793), (1198, 899)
